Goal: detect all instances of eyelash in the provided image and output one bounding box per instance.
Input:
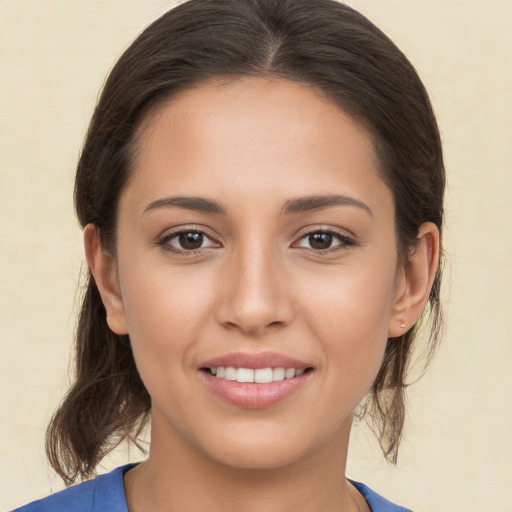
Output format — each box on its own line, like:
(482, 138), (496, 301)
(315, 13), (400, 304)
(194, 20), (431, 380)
(156, 227), (356, 255)
(293, 229), (356, 254)
(157, 227), (219, 254)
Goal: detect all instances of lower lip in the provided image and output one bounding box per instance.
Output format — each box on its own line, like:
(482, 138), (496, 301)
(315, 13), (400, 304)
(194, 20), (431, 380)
(200, 371), (311, 409)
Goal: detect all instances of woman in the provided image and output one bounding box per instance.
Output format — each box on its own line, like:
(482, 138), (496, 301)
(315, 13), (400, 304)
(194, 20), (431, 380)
(13, 0), (444, 510)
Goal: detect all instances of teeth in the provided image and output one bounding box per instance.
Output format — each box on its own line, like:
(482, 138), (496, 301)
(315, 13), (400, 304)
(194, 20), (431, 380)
(272, 367), (285, 381)
(236, 368), (254, 383)
(211, 366), (306, 383)
(285, 368), (296, 379)
(254, 368), (273, 383)
(225, 367), (237, 380)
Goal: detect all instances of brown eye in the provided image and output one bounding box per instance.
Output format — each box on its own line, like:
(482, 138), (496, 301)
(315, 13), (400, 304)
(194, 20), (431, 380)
(295, 230), (354, 252)
(308, 232), (333, 250)
(159, 229), (219, 252)
(178, 231), (204, 250)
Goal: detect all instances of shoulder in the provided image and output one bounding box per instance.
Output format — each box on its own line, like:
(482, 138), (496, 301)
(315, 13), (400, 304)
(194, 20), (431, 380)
(351, 480), (414, 512)
(10, 464), (134, 512)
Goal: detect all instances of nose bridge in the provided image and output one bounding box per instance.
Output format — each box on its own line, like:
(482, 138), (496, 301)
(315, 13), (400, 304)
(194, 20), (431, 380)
(216, 231), (292, 334)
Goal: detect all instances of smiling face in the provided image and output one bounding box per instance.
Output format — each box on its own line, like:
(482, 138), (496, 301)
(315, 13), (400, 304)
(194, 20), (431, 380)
(89, 78), (411, 470)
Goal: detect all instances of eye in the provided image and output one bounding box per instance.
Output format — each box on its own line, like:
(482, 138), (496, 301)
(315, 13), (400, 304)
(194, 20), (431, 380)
(295, 230), (354, 252)
(158, 229), (219, 253)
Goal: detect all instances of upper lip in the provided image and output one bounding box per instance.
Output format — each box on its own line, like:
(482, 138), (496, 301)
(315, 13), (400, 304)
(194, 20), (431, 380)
(200, 351), (311, 370)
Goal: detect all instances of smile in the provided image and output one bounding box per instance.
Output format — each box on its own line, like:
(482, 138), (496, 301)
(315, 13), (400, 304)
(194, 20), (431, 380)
(199, 353), (313, 409)
(207, 366), (306, 383)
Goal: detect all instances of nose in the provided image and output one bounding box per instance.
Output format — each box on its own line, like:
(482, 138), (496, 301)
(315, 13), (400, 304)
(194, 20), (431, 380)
(215, 242), (295, 336)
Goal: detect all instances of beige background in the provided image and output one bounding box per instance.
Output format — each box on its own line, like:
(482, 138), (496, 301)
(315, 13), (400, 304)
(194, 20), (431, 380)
(1, 1), (511, 510)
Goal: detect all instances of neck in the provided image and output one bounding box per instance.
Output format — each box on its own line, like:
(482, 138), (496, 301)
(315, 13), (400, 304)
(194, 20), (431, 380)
(124, 411), (365, 512)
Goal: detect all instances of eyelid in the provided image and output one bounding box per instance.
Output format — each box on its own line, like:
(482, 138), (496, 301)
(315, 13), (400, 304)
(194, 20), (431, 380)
(155, 224), (356, 254)
(291, 226), (357, 252)
(157, 225), (222, 253)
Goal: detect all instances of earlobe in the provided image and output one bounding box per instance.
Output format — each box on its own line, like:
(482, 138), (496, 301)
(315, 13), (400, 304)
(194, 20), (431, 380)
(83, 224), (128, 335)
(388, 222), (440, 338)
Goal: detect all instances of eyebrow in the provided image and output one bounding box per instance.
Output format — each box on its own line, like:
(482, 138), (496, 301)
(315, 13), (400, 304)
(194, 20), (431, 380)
(282, 195), (373, 216)
(143, 194), (372, 217)
(144, 196), (226, 214)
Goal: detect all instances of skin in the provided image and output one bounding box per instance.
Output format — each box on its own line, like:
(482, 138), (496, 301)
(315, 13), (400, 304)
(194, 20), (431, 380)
(85, 78), (439, 512)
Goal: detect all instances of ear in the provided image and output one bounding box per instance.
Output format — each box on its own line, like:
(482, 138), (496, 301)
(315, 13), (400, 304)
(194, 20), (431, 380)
(388, 222), (440, 338)
(83, 224), (128, 335)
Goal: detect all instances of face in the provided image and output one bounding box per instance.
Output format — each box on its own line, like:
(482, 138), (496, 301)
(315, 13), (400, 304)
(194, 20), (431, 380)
(96, 78), (410, 470)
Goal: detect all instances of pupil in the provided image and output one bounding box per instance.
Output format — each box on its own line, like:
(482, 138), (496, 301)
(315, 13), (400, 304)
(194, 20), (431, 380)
(309, 232), (332, 250)
(179, 232), (203, 250)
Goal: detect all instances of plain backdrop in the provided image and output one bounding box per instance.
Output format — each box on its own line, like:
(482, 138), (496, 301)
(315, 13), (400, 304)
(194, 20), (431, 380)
(1, 1), (511, 510)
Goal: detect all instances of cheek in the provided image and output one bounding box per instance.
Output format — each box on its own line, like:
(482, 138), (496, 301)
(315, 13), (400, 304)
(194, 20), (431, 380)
(304, 258), (397, 328)
(300, 258), (398, 387)
(116, 257), (215, 373)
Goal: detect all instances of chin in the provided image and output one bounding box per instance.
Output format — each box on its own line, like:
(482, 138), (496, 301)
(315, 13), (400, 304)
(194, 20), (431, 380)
(206, 439), (309, 470)
(191, 416), (347, 471)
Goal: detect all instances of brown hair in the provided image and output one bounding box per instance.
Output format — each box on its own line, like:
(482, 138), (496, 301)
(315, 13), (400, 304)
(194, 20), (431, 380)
(46, 0), (445, 485)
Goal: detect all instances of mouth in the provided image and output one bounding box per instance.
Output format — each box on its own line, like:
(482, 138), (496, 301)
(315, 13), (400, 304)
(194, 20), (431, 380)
(199, 352), (314, 409)
(202, 366), (312, 383)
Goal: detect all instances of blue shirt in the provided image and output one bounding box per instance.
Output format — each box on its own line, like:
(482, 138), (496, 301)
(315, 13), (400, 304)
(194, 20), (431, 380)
(12, 464), (413, 512)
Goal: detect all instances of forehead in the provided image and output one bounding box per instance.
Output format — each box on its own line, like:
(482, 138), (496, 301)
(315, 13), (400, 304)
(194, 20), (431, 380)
(126, 78), (390, 215)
